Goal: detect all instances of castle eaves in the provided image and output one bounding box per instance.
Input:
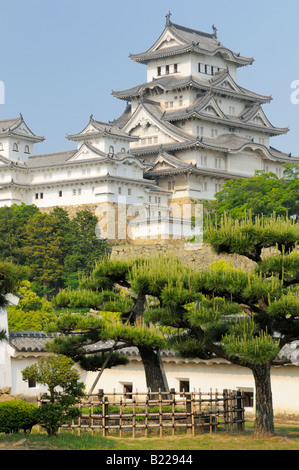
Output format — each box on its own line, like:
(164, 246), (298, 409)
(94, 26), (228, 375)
(112, 73), (272, 104)
(0, 115), (45, 142)
(129, 21), (254, 67)
(67, 116), (138, 142)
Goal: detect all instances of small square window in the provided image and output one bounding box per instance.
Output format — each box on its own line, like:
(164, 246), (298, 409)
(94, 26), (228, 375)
(238, 389), (254, 408)
(179, 379), (190, 394)
(28, 378), (36, 388)
(123, 383), (133, 397)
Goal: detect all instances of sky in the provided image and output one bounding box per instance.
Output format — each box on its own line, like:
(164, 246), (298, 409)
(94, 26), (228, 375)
(1, 0), (299, 156)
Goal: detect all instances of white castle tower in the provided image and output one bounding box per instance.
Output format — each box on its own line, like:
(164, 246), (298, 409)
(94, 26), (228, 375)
(112, 13), (295, 203)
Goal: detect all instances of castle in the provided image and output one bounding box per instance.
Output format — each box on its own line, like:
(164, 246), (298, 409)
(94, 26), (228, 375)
(0, 14), (297, 242)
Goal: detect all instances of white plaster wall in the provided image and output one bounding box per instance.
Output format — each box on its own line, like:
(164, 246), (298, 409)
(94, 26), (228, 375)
(5, 139), (34, 163)
(147, 53), (192, 82)
(0, 307), (12, 389)
(9, 355), (299, 416)
(146, 52), (237, 83)
(190, 53), (237, 82)
(10, 355), (49, 398)
(87, 360), (299, 417)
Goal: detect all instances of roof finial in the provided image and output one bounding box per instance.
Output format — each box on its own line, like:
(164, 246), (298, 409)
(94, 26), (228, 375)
(212, 24), (218, 39)
(166, 11), (172, 26)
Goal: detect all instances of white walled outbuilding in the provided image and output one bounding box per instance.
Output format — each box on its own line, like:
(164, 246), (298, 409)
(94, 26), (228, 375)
(4, 331), (299, 420)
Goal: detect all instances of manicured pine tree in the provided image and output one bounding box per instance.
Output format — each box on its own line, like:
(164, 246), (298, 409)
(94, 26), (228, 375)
(46, 258), (171, 392)
(143, 214), (299, 438)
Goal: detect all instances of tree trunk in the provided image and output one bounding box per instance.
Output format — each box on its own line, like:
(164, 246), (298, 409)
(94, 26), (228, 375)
(138, 346), (168, 392)
(131, 293), (146, 324)
(251, 364), (275, 438)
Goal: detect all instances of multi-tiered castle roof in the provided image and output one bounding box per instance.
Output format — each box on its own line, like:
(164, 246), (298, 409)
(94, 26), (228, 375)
(111, 15), (296, 201)
(0, 14), (297, 231)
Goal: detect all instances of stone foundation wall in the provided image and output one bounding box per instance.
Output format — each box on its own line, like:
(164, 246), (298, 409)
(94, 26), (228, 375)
(111, 243), (256, 272)
(39, 203), (99, 218)
(0, 387), (23, 402)
(39, 203), (194, 245)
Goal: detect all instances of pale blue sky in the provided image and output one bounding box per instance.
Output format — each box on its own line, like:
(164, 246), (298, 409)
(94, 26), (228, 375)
(1, 0), (299, 156)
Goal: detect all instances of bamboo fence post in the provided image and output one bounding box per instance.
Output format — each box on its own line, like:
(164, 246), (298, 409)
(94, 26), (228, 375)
(77, 401), (81, 436)
(159, 389), (163, 438)
(91, 400), (94, 436)
(103, 396), (109, 437)
(145, 393), (149, 438)
(215, 389), (218, 433)
(170, 388), (175, 437)
(186, 393), (192, 435)
(209, 388), (213, 434)
(119, 398), (123, 438)
(223, 389), (229, 432)
(228, 390), (233, 431)
(191, 392), (195, 437)
(236, 390), (244, 431)
(132, 397), (136, 439)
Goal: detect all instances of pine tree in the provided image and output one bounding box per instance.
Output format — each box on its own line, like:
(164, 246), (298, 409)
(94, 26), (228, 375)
(46, 258), (170, 392)
(144, 214), (299, 438)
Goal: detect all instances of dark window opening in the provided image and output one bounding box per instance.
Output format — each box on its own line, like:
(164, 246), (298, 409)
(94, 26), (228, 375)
(242, 391), (254, 408)
(123, 383), (133, 397)
(28, 378), (36, 388)
(179, 380), (190, 394)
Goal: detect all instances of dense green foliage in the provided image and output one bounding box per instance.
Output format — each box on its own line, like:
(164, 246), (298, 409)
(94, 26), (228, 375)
(0, 262), (27, 308)
(0, 400), (38, 434)
(8, 281), (57, 331)
(0, 204), (107, 296)
(205, 164), (299, 219)
(0, 261), (27, 341)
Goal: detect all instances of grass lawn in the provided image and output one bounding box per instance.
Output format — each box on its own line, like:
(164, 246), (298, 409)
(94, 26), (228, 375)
(1, 423), (299, 451)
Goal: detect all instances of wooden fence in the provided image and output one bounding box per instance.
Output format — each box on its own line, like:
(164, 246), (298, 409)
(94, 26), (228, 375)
(38, 388), (245, 437)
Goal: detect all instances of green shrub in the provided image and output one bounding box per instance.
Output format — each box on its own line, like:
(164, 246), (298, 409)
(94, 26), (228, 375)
(52, 288), (102, 309)
(34, 402), (81, 437)
(0, 400), (38, 434)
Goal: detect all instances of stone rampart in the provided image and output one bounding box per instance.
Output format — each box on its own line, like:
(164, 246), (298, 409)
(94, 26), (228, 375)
(111, 242), (256, 272)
